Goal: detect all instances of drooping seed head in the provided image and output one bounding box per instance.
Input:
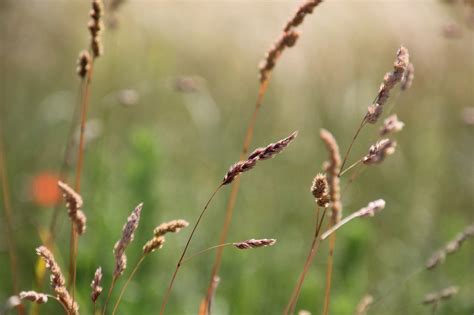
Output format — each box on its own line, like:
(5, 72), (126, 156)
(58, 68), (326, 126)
(19, 291), (48, 304)
(233, 238), (276, 249)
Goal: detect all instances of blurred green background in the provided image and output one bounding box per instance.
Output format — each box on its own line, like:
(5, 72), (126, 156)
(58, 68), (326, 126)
(1, 0), (473, 314)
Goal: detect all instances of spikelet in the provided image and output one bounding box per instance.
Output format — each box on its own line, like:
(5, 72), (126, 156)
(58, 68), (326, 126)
(36, 246), (78, 314)
(58, 181), (87, 235)
(283, 0), (323, 32)
(425, 224), (474, 270)
(19, 291), (48, 304)
(154, 219), (190, 237)
(76, 50), (91, 79)
(366, 47), (409, 124)
(320, 129), (342, 223)
(90, 267), (103, 303)
(422, 286), (458, 305)
(223, 131), (298, 185)
(88, 0), (104, 57)
(248, 131), (298, 160)
(401, 63), (415, 91)
(379, 114), (405, 136)
(259, 31), (300, 83)
(233, 238), (276, 249)
(143, 236), (166, 255)
(113, 203), (143, 277)
(355, 294), (373, 315)
(311, 173), (330, 207)
(362, 139), (397, 165)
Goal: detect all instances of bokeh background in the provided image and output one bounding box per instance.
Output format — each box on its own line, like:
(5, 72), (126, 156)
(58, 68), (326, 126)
(1, 0), (473, 314)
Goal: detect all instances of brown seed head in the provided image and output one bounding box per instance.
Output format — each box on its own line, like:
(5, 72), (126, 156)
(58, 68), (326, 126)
(90, 267), (103, 303)
(320, 129), (342, 222)
(222, 158), (258, 185)
(36, 246), (78, 314)
(153, 219), (189, 237)
(76, 50), (91, 79)
(380, 114), (405, 136)
(58, 181), (87, 235)
(259, 31), (300, 83)
(401, 63), (414, 91)
(233, 238), (276, 249)
(283, 0), (324, 32)
(19, 291), (48, 304)
(248, 131), (298, 160)
(143, 236), (166, 254)
(113, 203), (143, 277)
(311, 173), (328, 200)
(362, 139), (397, 165)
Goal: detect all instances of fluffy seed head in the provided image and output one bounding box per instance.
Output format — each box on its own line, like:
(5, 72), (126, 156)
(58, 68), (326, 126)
(19, 291), (48, 304)
(233, 238), (276, 249)
(58, 181), (87, 235)
(380, 114), (405, 136)
(222, 158), (258, 185)
(153, 219), (189, 237)
(401, 63), (415, 91)
(36, 246), (78, 314)
(143, 236), (166, 254)
(320, 129), (342, 222)
(90, 267), (103, 303)
(362, 139), (397, 165)
(113, 203), (143, 277)
(311, 173), (328, 200)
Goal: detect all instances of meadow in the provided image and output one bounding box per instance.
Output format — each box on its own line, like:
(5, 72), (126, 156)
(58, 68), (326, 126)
(0, 0), (473, 314)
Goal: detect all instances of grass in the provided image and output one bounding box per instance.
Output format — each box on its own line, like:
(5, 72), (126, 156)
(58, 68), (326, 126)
(1, 1), (473, 314)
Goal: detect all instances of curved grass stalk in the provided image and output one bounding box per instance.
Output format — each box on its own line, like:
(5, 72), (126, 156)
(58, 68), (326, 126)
(159, 184), (223, 315)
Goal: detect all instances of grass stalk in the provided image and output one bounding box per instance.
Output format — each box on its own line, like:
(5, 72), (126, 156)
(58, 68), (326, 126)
(203, 80), (268, 314)
(69, 58), (95, 301)
(112, 254), (146, 315)
(284, 206), (327, 315)
(322, 224), (336, 315)
(160, 184), (223, 315)
(0, 125), (25, 315)
(338, 117), (366, 177)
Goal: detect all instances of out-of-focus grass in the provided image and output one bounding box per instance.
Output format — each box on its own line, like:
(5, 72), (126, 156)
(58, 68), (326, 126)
(0, 0), (473, 314)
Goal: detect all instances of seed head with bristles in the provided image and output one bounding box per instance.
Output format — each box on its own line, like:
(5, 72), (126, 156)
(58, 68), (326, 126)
(362, 139), (397, 165)
(233, 238), (276, 249)
(365, 46), (410, 124)
(248, 131), (298, 160)
(154, 219), (190, 237)
(143, 236), (166, 255)
(259, 31), (300, 83)
(379, 114), (404, 136)
(19, 291), (48, 304)
(58, 181), (87, 235)
(223, 131), (298, 185)
(311, 173), (328, 200)
(36, 246), (78, 314)
(113, 203), (143, 277)
(90, 267), (103, 303)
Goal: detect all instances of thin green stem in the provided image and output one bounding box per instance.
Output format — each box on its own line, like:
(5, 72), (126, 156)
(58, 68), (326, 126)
(102, 276), (117, 315)
(112, 255), (146, 315)
(181, 244), (232, 265)
(339, 117), (367, 177)
(160, 184), (223, 315)
(339, 158), (363, 178)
